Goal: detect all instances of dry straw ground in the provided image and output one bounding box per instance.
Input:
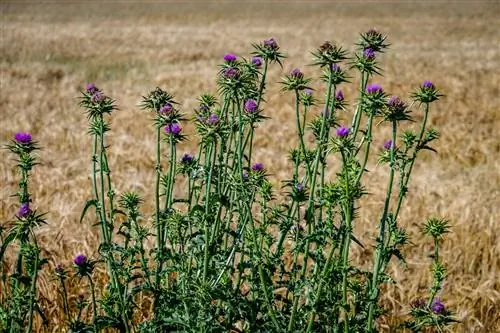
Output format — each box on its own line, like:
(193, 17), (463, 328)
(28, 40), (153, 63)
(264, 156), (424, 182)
(1, 1), (499, 332)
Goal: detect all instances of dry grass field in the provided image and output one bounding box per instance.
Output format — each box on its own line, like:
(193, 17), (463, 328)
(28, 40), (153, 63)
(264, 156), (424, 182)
(1, 1), (499, 332)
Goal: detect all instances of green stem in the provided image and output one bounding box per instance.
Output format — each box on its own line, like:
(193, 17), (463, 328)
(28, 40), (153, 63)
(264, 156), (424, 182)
(154, 126), (162, 288)
(202, 142), (215, 282)
(88, 274), (98, 330)
(352, 72), (369, 142)
(26, 236), (40, 333)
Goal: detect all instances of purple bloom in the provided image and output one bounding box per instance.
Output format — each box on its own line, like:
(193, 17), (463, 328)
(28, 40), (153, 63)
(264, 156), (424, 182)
(160, 103), (173, 114)
(165, 123), (182, 135)
(73, 254), (87, 266)
(336, 126), (350, 137)
(223, 67), (239, 78)
(331, 63), (341, 72)
(86, 83), (97, 94)
(223, 53), (237, 62)
(431, 298), (445, 314)
(244, 99), (258, 113)
(14, 132), (32, 144)
(335, 90), (344, 102)
(363, 47), (376, 60)
(303, 89), (313, 96)
(91, 91), (106, 103)
(251, 56), (263, 67)
(181, 153), (194, 163)
(251, 162), (264, 172)
(296, 183), (305, 192)
(263, 37), (278, 50)
(17, 203), (31, 218)
(423, 80), (434, 89)
(207, 114), (219, 125)
(290, 68), (303, 78)
(366, 84), (383, 94)
(384, 140), (393, 150)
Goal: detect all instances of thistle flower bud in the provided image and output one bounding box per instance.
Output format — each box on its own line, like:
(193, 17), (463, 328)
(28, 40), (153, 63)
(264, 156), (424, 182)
(251, 56), (263, 67)
(366, 84), (383, 94)
(244, 99), (258, 113)
(223, 53), (237, 62)
(165, 123), (182, 135)
(73, 254), (87, 266)
(336, 126), (350, 137)
(14, 132), (32, 144)
(251, 162), (264, 172)
(430, 298), (446, 314)
(17, 203), (31, 218)
(263, 37), (278, 50)
(159, 103), (173, 114)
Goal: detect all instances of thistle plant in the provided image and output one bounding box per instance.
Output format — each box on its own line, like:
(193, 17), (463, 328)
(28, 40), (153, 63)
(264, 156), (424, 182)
(1, 31), (459, 332)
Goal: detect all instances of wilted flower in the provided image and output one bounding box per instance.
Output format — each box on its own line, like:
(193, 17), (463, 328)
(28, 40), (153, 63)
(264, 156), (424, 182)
(363, 47), (376, 60)
(384, 140), (393, 150)
(335, 90), (344, 102)
(251, 56), (263, 67)
(181, 153), (194, 164)
(431, 298), (445, 314)
(251, 162), (264, 172)
(17, 203), (31, 218)
(165, 123), (182, 135)
(223, 67), (239, 79)
(290, 68), (304, 79)
(223, 53), (237, 62)
(55, 264), (64, 275)
(73, 254), (87, 266)
(263, 37), (278, 50)
(331, 63), (341, 72)
(366, 84), (383, 94)
(14, 132), (32, 144)
(244, 99), (258, 113)
(91, 91), (106, 103)
(410, 298), (426, 309)
(159, 103), (173, 114)
(86, 83), (98, 94)
(336, 126), (350, 137)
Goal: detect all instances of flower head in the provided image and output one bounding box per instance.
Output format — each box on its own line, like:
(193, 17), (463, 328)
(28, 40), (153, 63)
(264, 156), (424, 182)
(296, 183), (305, 192)
(363, 47), (376, 60)
(251, 56), (263, 67)
(336, 126), (350, 137)
(91, 91), (106, 103)
(366, 84), (383, 94)
(14, 132), (32, 144)
(290, 68), (304, 79)
(431, 298), (445, 314)
(86, 83), (98, 94)
(165, 123), (182, 135)
(73, 254), (87, 266)
(223, 67), (239, 79)
(181, 153), (194, 164)
(335, 90), (344, 102)
(331, 63), (341, 72)
(422, 80), (434, 89)
(207, 114), (219, 125)
(17, 203), (31, 218)
(304, 89), (313, 96)
(223, 53), (237, 62)
(263, 37), (278, 50)
(251, 162), (264, 172)
(384, 140), (393, 150)
(159, 103), (173, 114)
(244, 99), (258, 113)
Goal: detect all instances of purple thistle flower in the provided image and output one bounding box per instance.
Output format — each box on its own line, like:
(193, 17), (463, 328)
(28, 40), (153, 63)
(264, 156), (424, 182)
(331, 63), (341, 72)
(296, 183), (305, 192)
(244, 99), (258, 113)
(366, 84), (383, 94)
(86, 83), (98, 94)
(384, 140), (393, 150)
(422, 80), (434, 89)
(181, 153), (194, 164)
(207, 114), (219, 125)
(91, 91), (106, 103)
(263, 37), (278, 50)
(223, 67), (239, 79)
(336, 126), (350, 137)
(303, 89), (313, 96)
(160, 103), (173, 114)
(73, 254), (87, 266)
(223, 53), (237, 62)
(290, 68), (304, 79)
(251, 162), (264, 172)
(17, 203), (31, 218)
(165, 123), (182, 135)
(431, 298), (445, 314)
(14, 132), (32, 144)
(363, 47), (376, 60)
(251, 56), (263, 67)
(335, 90), (344, 102)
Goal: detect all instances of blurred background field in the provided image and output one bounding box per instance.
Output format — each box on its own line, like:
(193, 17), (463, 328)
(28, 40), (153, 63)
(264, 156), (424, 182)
(1, 1), (499, 331)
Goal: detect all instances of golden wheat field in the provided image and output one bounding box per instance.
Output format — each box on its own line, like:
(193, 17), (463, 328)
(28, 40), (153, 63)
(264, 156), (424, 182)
(1, 1), (499, 332)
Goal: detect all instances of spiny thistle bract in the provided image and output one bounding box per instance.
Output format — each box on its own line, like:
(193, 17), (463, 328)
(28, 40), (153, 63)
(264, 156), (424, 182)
(1, 31), (458, 333)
